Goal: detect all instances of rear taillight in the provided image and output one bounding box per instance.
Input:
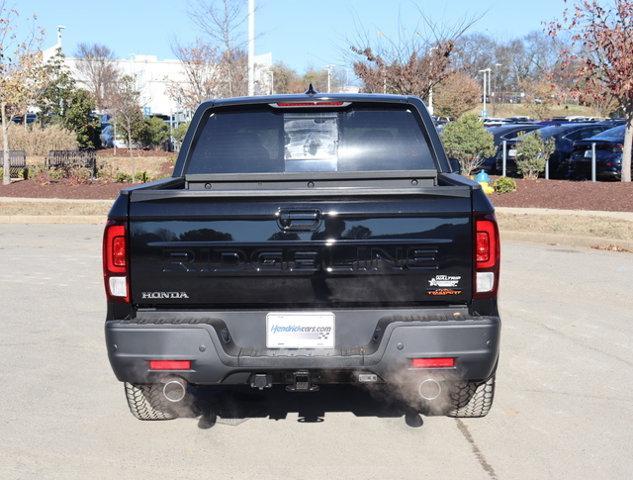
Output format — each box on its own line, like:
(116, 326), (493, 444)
(474, 215), (500, 298)
(103, 220), (129, 302)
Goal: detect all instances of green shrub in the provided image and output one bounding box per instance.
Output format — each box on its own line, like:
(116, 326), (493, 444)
(515, 131), (555, 179)
(68, 167), (93, 184)
(115, 171), (133, 183)
(27, 165), (44, 179)
(96, 162), (116, 182)
(48, 169), (65, 181)
(135, 117), (170, 149)
(492, 176), (517, 193)
(173, 122), (190, 143)
(441, 114), (495, 176)
(134, 171), (152, 183)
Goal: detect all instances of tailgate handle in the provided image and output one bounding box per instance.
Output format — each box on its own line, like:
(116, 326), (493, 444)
(277, 210), (321, 231)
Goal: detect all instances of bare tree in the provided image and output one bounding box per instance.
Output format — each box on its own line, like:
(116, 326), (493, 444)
(349, 7), (484, 102)
(167, 39), (223, 111)
(111, 75), (142, 167)
(433, 71), (480, 119)
(188, 0), (249, 96)
(74, 43), (119, 111)
(452, 31), (573, 98)
(452, 33), (497, 77)
(550, 0), (633, 182)
(1, 1), (44, 184)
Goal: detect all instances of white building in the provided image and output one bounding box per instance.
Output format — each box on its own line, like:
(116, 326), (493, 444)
(43, 27), (273, 117)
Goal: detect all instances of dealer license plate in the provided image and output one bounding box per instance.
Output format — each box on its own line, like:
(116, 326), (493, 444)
(266, 312), (335, 348)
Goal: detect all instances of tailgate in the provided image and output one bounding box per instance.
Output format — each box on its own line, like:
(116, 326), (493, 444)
(128, 192), (473, 307)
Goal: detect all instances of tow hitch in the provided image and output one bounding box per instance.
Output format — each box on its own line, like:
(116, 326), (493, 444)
(286, 371), (319, 392)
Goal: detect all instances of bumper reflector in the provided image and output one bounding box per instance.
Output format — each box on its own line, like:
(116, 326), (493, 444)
(108, 276), (128, 298)
(476, 271), (495, 293)
(149, 360), (192, 371)
(411, 357), (455, 368)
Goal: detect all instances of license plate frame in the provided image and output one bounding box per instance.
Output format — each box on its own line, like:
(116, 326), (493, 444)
(266, 312), (335, 349)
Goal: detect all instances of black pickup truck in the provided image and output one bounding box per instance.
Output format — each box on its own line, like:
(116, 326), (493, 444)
(103, 92), (501, 421)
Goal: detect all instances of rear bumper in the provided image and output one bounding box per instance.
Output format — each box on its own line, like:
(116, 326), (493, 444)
(106, 313), (500, 385)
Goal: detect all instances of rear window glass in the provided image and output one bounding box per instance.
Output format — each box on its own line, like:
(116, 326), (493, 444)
(186, 105), (435, 174)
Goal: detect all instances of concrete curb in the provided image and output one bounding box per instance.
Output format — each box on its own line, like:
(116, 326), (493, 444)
(0, 196), (112, 204)
(496, 207), (633, 222)
(0, 215), (105, 224)
(501, 230), (633, 251)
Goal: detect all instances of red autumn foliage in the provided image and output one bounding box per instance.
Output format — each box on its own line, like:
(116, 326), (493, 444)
(549, 0), (633, 182)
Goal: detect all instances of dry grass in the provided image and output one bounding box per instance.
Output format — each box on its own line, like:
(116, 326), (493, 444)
(497, 212), (633, 241)
(467, 103), (602, 119)
(0, 201), (111, 216)
(23, 155), (173, 180)
(97, 156), (174, 178)
(8, 124), (78, 156)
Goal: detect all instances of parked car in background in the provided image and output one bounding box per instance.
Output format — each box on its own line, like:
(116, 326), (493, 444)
(482, 117), (507, 128)
(565, 125), (631, 180)
(432, 116), (450, 133)
(494, 122), (618, 177)
(535, 122), (619, 178)
(505, 116), (533, 124)
(11, 113), (38, 125)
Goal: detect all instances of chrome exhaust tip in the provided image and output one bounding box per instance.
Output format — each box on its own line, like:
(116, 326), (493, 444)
(418, 378), (442, 401)
(163, 379), (187, 403)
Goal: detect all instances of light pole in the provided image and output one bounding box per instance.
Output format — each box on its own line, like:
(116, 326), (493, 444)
(247, 0), (255, 96)
(479, 68), (491, 118)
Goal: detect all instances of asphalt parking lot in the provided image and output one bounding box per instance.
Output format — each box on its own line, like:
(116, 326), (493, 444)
(1, 224), (632, 480)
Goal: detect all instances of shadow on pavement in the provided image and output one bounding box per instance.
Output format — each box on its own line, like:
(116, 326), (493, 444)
(190, 384), (424, 429)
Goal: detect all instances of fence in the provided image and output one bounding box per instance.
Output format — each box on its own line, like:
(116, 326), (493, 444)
(46, 150), (97, 177)
(1, 150), (28, 179)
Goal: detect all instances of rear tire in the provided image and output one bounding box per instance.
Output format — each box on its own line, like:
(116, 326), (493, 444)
(124, 383), (177, 421)
(446, 374), (495, 418)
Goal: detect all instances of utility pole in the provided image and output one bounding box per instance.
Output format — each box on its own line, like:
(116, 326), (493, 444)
(247, 0), (255, 96)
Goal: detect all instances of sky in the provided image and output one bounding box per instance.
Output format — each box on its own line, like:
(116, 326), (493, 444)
(18, 0), (566, 72)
